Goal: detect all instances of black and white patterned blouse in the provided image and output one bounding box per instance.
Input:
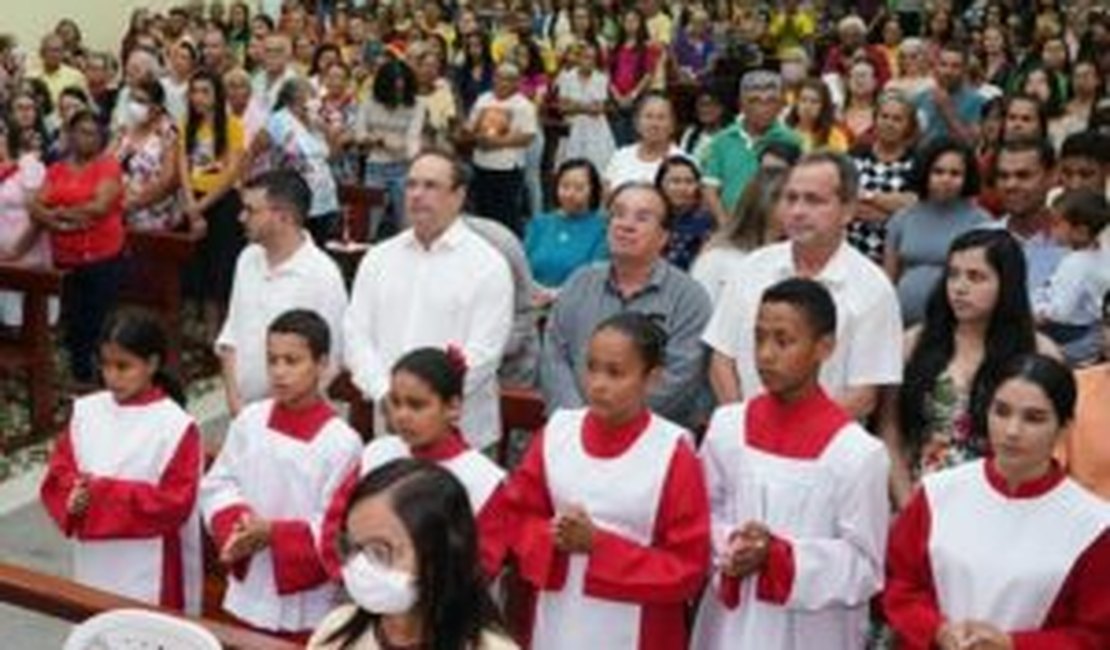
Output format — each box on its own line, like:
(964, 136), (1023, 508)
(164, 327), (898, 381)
(848, 148), (916, 263)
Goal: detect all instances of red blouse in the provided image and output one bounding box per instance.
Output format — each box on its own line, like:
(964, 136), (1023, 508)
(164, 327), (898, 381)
(41, 154), (125, 267)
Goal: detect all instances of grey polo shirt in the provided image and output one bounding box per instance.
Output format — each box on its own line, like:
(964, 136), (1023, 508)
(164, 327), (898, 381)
(539, 260), (713, 429)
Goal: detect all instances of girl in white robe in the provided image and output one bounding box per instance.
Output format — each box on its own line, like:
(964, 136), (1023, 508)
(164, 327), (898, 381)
(41, 309), (204, 614)
(691, 278), (891, 650)
(506, 312), (710, 650)
(200, 309), (362, 638)
(320, 346), (509, 581)
(884, 353), (1110, 649)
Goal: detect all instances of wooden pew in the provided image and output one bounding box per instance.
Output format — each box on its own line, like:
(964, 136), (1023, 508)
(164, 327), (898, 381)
(120, 229), (201, 371)
(0, 262), (65, 446)
(0, 561), (300, 649)
(496, 386), (547, 467)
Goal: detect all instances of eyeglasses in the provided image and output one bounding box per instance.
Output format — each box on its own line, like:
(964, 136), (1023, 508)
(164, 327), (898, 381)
(337, 533), (397, 567)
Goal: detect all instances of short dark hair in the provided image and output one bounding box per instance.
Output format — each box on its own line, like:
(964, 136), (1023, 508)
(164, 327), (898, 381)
(997, 136), (1056, 170)
(244, 169), (313, 221)
(791, 151), (859, 203)
(593, 312), (669, 371)
(1060, 130), (1109, 165)
(133, 77), (166, 108)
(268, 309), (330, 359)
(1003, 93), (1049, 141)
(1057, 189), (1109, 236)
(911, 136), (981, 199)
(554, 158), (602, 210)
(392, 347), (465, 402)
(410, 147), (468, 189)
(760, 278), (837, 337)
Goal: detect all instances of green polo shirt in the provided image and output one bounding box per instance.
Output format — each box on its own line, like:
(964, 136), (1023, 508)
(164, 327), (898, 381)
(699, 118), (801, 213)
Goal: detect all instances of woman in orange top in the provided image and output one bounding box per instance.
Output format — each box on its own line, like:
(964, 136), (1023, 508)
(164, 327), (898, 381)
(1058, 290), (1110, 499)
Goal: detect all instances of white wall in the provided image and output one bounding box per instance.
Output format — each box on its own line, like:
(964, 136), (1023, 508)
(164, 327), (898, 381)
(7, 0), (194, 58)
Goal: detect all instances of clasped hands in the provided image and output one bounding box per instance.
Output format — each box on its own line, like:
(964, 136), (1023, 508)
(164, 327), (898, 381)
(219, 512), (272, 565)
(721, 521), (771, 579)
(936, 621), (1013, 650)
(552, 505), (595, 554)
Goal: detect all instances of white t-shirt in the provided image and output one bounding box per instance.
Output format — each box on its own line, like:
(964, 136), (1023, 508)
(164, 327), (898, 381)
(690, 245), (748, 306)
(703, 240), (904, 399)
(469, 91), (538, 171)
(603, 143), (688, 189)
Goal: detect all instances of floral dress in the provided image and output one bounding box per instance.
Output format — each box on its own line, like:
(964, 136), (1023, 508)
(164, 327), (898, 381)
(914, 372), (986, 478)
(117, 117), (182, 231)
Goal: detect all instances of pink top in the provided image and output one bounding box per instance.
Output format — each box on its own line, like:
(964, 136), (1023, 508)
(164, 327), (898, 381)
(0, 153), (49, 266)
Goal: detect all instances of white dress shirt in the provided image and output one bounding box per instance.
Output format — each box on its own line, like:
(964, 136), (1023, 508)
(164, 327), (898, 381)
(344, 219), (514, 448)
(216, 235), (348, 405)
(703, 240), (904, 399)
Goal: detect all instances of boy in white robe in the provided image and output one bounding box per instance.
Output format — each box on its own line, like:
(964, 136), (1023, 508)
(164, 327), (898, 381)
(692, 278), (891, 650)
(201, 308), (361, 638)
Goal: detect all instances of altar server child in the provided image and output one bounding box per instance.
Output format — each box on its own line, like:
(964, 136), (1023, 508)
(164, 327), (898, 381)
(200, 308), (362, 638)
(884, 353), (1110, 650)
(321, 346), (509, 581)
(506, 311), (711, 650)
(691, 278), (891, 650)
(40, 308), (204, 613)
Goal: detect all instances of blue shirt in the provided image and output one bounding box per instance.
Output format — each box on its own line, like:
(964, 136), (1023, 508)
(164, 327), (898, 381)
(525, 210), (609, 288)
(915, 84), (985, 143)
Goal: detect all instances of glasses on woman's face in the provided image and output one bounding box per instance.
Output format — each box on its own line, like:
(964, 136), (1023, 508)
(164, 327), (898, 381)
(338, 532), (399, 568)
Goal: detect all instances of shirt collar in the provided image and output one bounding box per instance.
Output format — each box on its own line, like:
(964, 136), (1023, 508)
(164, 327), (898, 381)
(745, 388), (851, 459)
(115, 386), (166, 407)
(582, 409), (652, 459)
(984, 459), (1066, 499)
(268, 399), (336, 442)
(604, 259), (668, 297)
(403, 218), (467, 253)
(771, 240), (852, 288)
(411, 430), (469, 462)
(265, 235), (315, 278)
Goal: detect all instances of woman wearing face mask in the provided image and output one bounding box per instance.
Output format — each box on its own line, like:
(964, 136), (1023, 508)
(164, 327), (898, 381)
(114, 78), (184, 232)
(308, 459), (516, 650)
(883, 137), (992, 326)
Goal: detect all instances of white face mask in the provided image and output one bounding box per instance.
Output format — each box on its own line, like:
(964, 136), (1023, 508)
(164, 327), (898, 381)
(125, 100), (150, 127)
(341, 553), (418, 615)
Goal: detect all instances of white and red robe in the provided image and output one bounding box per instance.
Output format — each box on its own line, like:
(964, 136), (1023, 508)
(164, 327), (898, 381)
(506, 408), (710, 650)
(883, 459), (1110, 650)
(320, 430), (510, 580)
(691, 389), (891, 650)
(40, 388), (204, 614)
(199, 398), (361, 633)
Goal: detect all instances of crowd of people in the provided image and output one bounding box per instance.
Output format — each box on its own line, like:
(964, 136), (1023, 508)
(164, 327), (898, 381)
(1, 0), (1108, 648)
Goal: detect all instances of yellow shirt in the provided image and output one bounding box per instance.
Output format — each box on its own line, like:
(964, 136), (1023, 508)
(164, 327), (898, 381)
(37, 64), (87, 105)
(181, 116), (245, 196)
(798, 125), (851, 153)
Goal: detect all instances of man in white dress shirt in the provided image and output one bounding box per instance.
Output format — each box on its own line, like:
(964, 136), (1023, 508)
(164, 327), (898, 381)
(216, 169), (348, 416)
(703, 152), (903, 418)
(344, 149), (514, 448)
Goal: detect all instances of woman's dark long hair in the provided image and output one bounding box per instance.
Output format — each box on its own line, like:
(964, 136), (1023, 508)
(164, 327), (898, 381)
(373, 58), (418, 109)
(898, 229), (1037, 460)
(786, 78), (838, 147)
(184, 69), (229, 161)
(326, 459), (502, 650)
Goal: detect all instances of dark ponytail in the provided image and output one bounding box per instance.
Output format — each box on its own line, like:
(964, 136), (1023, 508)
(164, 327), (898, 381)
(593, 311), (669, 371)
(101, 308), (187, 407)
(391, 347), (467, 402)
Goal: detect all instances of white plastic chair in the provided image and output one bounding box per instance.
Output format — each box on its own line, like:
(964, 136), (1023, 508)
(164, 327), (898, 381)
(63, 608), (222, 650)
